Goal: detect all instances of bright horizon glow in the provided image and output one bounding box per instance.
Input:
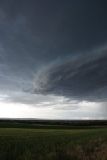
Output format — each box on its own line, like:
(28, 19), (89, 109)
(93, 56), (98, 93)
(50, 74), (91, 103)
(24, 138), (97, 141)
(0, 102), (53, 119)
(0, 101), (106, 120)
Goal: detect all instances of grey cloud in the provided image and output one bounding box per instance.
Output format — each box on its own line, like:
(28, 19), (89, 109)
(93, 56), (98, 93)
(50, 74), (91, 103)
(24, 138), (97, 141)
(2, 90), (75, 109)
(34, 47), (107, 101)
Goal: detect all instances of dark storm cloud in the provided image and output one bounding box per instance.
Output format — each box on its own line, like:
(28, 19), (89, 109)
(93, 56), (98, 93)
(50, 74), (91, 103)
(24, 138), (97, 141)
(0, 0), (107, 62)
(0, 0), (107, 107)
(34, 47), (107, 101)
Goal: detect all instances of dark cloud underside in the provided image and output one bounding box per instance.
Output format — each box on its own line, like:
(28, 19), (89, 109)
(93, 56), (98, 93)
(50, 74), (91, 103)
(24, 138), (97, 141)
(34, 48), (107, 101)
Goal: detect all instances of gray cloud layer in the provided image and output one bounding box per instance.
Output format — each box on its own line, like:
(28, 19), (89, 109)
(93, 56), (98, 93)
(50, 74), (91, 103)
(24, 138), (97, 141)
(0, 1), (107, 119)
(34, 47), (107, 101)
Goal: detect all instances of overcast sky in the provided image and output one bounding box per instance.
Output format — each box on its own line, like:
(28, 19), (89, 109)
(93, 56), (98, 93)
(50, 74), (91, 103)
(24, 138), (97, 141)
(0, 0), (107, 119)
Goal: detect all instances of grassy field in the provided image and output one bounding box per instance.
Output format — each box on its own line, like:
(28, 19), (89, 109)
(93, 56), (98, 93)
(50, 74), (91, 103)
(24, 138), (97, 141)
(0, 127), (107, 160)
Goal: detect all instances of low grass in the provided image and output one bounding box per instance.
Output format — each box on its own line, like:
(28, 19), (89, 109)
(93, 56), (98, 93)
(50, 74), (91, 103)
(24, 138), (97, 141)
(0, 127), (107, 160)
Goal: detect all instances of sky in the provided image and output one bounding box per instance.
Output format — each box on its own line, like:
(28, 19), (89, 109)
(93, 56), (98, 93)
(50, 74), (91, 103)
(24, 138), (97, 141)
(0, 0), (107, 119)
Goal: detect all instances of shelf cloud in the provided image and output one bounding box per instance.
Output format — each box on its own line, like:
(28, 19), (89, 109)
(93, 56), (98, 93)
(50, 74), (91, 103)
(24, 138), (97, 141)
(0, 0), (107, 119)
(34, 47), (107, 102)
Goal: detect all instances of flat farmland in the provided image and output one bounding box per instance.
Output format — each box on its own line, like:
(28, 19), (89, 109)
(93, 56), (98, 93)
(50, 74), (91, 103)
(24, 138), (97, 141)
(0, 127), (107, 160)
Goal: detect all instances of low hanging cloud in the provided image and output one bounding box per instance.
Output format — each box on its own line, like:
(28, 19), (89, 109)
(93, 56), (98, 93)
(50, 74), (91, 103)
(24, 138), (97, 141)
(34, 47), (107, 102)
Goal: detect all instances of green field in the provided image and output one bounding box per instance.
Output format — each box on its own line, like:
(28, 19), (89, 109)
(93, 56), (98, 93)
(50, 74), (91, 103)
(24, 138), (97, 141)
(0, 127), (107, 160)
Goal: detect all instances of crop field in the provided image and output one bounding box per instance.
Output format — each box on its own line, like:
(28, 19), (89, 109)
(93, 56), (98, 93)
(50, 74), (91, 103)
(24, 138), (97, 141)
(0, 127), (107, 160)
